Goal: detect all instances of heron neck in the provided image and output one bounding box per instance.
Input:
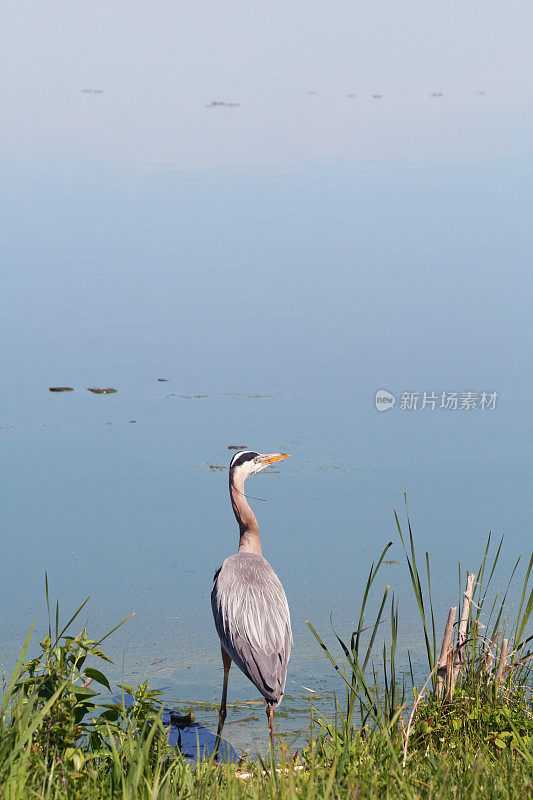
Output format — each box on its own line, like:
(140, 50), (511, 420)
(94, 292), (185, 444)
(230, 474), (262, 555)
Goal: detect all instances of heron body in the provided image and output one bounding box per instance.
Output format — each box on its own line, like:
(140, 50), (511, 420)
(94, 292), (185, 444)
(211, 450), (292, 746)
(212, 553), (291, 706)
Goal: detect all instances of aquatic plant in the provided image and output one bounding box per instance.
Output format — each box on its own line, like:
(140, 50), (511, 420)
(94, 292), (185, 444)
(306, 496), (532, 773)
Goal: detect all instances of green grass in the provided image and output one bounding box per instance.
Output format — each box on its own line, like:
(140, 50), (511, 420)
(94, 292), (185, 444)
(1, 500), (531, 799)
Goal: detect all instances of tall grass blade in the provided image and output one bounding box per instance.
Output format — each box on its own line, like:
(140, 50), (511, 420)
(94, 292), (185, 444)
(45, 572), (51, 639)
(0, 619), (36, 719)
(513, 551), (533, 652)
(3, 679), (70, 769)
(352, 542), (393, 655)
(306, 621), (352, 692)
(395, 503), (435, 676)
(52, 595), (92, 648)
(97, 612), (136, 645)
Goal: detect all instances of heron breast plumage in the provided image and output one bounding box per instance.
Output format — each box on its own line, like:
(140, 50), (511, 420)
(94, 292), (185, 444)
(211, 552), (292, 707)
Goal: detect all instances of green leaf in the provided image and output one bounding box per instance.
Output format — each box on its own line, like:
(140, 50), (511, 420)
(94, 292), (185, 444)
(87, 647), (113, 663)
(83, 667), (111, 691)
(75, 706), (89, 724)
(98, 707), (120, 722)
(70, 686), (99, 699)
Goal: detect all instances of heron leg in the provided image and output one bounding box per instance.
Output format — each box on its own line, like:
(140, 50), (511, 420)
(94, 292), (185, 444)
(267, 704), (275, 747)
(216, 646), (232, 745)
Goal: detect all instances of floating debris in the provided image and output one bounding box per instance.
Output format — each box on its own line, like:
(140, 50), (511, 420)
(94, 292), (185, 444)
(206, 101), (241, 108)
(169, 711), (195, 727)
(384, 560), (400, 565)
(171, 698), (262, 708)
(236, 765), (304, 781)
(430, 92), (443, 97)
(208, 464), (225, 471)
(290, 680), (316, 693)
(129, 420), (136, 423)
(307, 90), (317, 95)
(372, 94), (383, 99)
(81, 89), (104, 94)
(49, 387), (73, 392)
(228, 445), (247, 450)
(87, 387), (117, 394)
(346, 93), (356, 98)
(157, 378), (169, 382)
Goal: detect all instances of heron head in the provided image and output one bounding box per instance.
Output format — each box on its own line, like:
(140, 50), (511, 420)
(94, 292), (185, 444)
(229, 450), (290, 481)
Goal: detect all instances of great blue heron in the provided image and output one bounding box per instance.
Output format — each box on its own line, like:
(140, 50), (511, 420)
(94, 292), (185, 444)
(211, 450), (292, 746)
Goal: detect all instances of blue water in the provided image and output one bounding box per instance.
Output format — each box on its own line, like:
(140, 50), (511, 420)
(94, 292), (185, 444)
(2, 157), (531, 751)
(2, 5), (533, 751)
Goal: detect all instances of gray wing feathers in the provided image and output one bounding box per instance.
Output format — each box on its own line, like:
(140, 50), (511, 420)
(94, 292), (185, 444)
(211, 553), (292, 706)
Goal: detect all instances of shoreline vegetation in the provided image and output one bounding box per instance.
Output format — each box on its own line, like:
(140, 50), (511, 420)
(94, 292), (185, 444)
(1, 501), (531, 799)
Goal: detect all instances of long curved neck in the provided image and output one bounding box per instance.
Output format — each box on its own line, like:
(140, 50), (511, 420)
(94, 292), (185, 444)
(230, 472), (262, 555)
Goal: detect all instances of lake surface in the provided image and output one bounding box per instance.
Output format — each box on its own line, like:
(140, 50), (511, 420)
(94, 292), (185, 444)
(2, 2), (532, 753)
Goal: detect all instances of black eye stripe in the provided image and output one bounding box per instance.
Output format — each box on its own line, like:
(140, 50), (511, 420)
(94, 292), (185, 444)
(230, 451), (259, 469)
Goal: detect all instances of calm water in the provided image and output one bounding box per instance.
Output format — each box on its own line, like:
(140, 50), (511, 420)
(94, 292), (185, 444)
(2, 2), (533, 753)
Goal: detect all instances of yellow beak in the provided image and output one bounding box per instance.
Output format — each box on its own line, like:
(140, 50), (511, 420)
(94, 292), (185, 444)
(260, 453), (291, 467)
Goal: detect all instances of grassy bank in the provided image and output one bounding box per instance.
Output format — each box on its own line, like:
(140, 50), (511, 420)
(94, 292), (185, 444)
(1, 503), (531, 799)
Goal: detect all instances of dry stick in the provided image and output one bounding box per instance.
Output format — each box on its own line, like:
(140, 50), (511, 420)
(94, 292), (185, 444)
(484, 633), (500, 684)
(436, 607), (457, 698)
(451, 573), (476, 689)
(508, 641), (525, 665)
(402, 664), (439, 770)
(446, 648), (454, 701)
(494, 638), (509, 692)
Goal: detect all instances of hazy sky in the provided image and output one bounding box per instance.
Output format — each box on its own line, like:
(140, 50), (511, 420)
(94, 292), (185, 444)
(3, 1), (533, 166)
(2, 2), (532, 397)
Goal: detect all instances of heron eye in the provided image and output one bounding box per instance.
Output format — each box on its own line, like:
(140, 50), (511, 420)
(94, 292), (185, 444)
(254, 456), (260, 464)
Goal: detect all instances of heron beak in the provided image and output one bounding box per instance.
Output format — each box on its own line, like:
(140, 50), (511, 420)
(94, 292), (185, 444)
(260, 453), (291, 467)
